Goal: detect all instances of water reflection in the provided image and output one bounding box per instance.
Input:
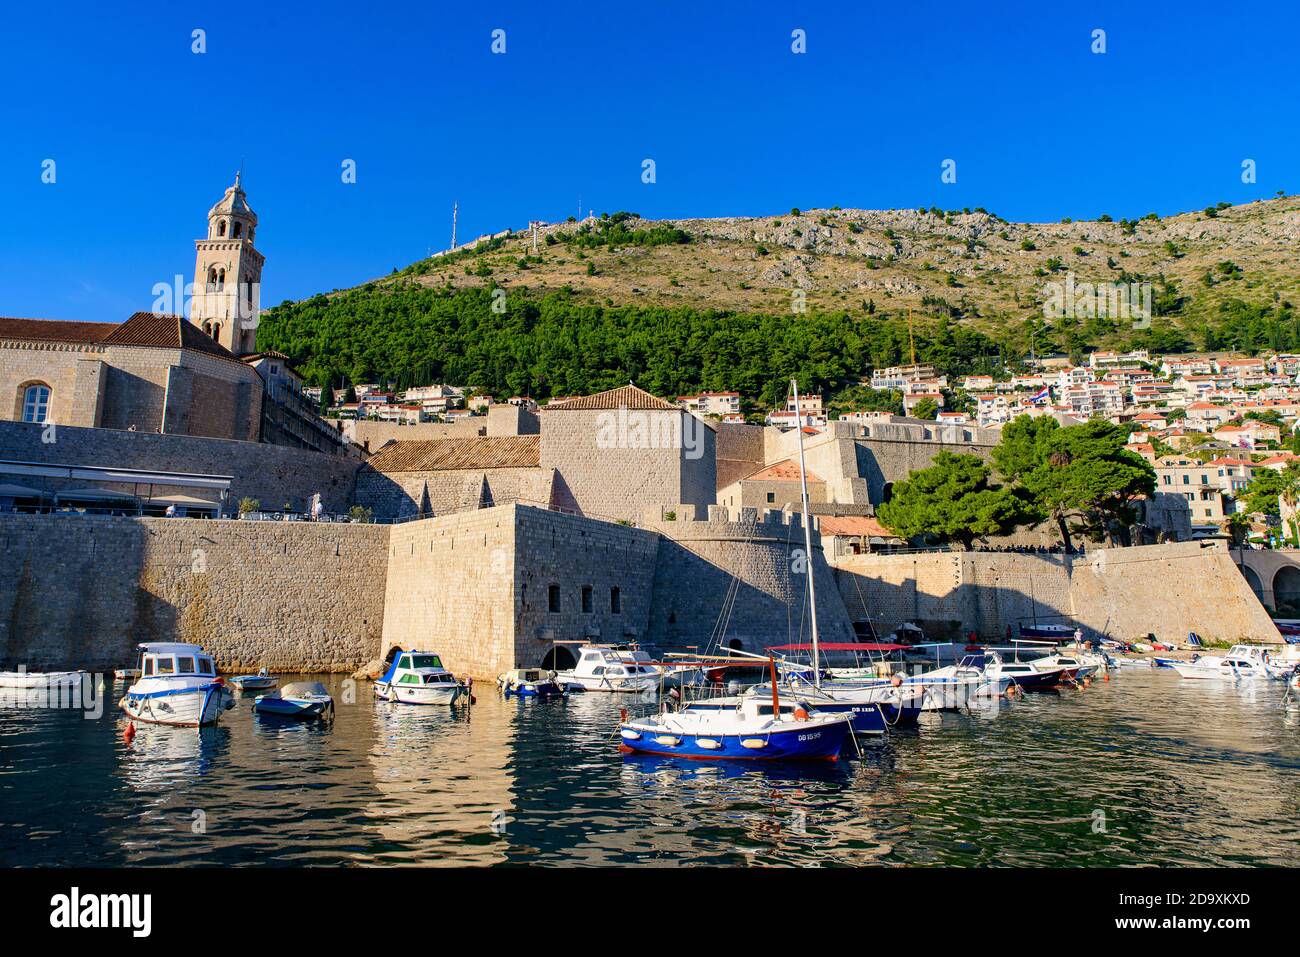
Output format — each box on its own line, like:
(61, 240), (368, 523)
(2, 670), (1300, 866)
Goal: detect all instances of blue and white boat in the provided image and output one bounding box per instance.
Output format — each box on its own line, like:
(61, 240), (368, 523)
(120, 642), (235, 728)
(253, 681), (334, 720)
(375, 650), (466, 705)
(230, 667), (278, 692)
(497, 668), (566, 698)
(619, 691), (853, 761)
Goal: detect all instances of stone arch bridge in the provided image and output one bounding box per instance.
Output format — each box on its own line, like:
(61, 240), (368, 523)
(1237, 549), (1300, 612)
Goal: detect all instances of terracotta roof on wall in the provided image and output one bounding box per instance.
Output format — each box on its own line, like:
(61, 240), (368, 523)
(0, 317), (117, 343)
(739, 458), (824, 483)
(365, 436), (541, 472)
(543, 384), (679, 412)
(817, 516), (897, 538)
(0, 312), (239, 362)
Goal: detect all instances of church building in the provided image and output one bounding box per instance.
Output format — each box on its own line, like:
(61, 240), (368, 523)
(0, 175), (347, 455)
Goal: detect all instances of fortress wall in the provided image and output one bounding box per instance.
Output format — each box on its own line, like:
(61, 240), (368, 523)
(833, 551), (971, 637)
(715, 422), (764, 489)
(641, 508), (856, 653)
(833, 541), (1273, 644)
(381, 507), (521, 679)
(343, 404), (537, 449)
(355, 465), (552, 520)
(380, 504), (660, 679)
(1069, 541), (1280, 644)
(0, 513), (389, 673)
(0, 420), (360, 512)
(512, 505), (659, 668)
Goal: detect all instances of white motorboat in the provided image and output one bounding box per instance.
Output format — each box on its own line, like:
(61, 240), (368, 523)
(555, 644), (661, 693)
(119, 642), (235, 727)
(983, 653), (1076, 690)
(0, 669), (88, 690)
(374, 650), (466, 705)
(229, 667), (278, 692)
(1033, 653), (1100, 680)
(900, 655), (1013, 710)
(1172, 645), (1287, 680)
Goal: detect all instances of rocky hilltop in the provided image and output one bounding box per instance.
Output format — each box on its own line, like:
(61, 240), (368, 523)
(379, 198), (1300, 329)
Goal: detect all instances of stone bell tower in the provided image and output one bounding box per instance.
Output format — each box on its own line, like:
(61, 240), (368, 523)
(191, 171), (265, 355)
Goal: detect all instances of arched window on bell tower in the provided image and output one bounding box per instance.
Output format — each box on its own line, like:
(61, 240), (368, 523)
(217, 220), (226, 237)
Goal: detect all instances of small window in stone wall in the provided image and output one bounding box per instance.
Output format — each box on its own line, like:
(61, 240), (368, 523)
(610, 587), (622, 614)
(548, 584), (560, 613)
(582, 585), (593, 613)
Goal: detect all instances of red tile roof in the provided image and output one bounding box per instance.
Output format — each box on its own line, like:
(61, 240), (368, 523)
(544, 384), (679, 412)
(0, 312), (240, 363)
(740, 458), (824, 483)
(818, 515), (897, 538)
(364, 436), (540, 472)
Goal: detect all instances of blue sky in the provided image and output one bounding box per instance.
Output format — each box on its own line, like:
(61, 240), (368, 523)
(2, 0), (1297, 322)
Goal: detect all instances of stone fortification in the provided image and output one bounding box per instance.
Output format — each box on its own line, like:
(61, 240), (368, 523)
(0, 513), (388, 672)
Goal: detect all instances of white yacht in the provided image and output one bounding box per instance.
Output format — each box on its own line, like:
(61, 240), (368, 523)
(374, 650), (466, 705)
(119, 643), (235, 727)
(1173, 645), (1287, 680)
(555, 644), (661, 693)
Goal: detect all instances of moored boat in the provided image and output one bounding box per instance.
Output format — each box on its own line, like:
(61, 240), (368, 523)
(230, 667), (278, 692)
(374, 650), (466, 705)
(0, 669), (88, 690)
(619, 689), (853, 760)
(1172, 645), (1286, 680)
(113, 668), (141, 681)
(554, 644), (661, 693)
(497, 668), (566, 698)
(119, 642), (235, 727)
(253, 681), (334, 720)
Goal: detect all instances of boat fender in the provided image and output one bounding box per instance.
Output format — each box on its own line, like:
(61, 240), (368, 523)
(123, 721), (135, 744)
(619, 707), (628, 723)
(793, 702), (811, 721)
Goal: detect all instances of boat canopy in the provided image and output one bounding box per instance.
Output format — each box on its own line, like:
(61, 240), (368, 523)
(379, 650), (444, 684)
(281, 681), (328, 697)
(137, 642), (207, 655)
(768, 643), (909, 652)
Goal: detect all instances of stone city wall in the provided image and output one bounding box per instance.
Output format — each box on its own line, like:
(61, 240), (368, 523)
(832, 541), (1276, 644)
(0, 513), (389, 673)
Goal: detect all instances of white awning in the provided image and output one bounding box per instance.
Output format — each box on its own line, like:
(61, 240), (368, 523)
(54, 487), (138, 502)
(145, 494), (221, 507)
(0, 482), (42, 498)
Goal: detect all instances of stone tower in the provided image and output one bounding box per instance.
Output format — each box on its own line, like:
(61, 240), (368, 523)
(191, 171), (265, 355)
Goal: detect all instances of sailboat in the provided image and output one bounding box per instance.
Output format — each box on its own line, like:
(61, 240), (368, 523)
(617, 379), (855, 759)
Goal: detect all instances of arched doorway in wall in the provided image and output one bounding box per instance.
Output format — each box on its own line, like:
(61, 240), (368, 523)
(1240, 564), (1266, 605)
(541, 646), (577, 670)
(1273, 565), (1300, 612)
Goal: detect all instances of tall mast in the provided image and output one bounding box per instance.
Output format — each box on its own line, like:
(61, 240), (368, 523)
(792, 378), (821, 688)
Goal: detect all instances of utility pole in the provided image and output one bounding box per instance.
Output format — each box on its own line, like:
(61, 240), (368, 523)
(451, 201), (458, 251)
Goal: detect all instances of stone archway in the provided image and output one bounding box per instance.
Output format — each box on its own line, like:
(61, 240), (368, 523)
(1274, 566), (1300, 613)
(1241, 564), (1266, 605)
(541, 646), (576, 670)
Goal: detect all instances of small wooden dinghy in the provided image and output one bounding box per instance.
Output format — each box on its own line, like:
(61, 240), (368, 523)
(253, 681), (334, 720)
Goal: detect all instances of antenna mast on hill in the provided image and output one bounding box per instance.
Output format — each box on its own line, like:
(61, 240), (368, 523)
(451, 201), (458, 251)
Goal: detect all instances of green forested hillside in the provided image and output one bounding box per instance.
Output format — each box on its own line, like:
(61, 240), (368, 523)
(258, 200), (1300, 405)
(259, 281), (1295, 408)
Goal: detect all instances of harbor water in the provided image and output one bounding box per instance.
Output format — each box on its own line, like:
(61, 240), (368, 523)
(3, 668), (1300, 867)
